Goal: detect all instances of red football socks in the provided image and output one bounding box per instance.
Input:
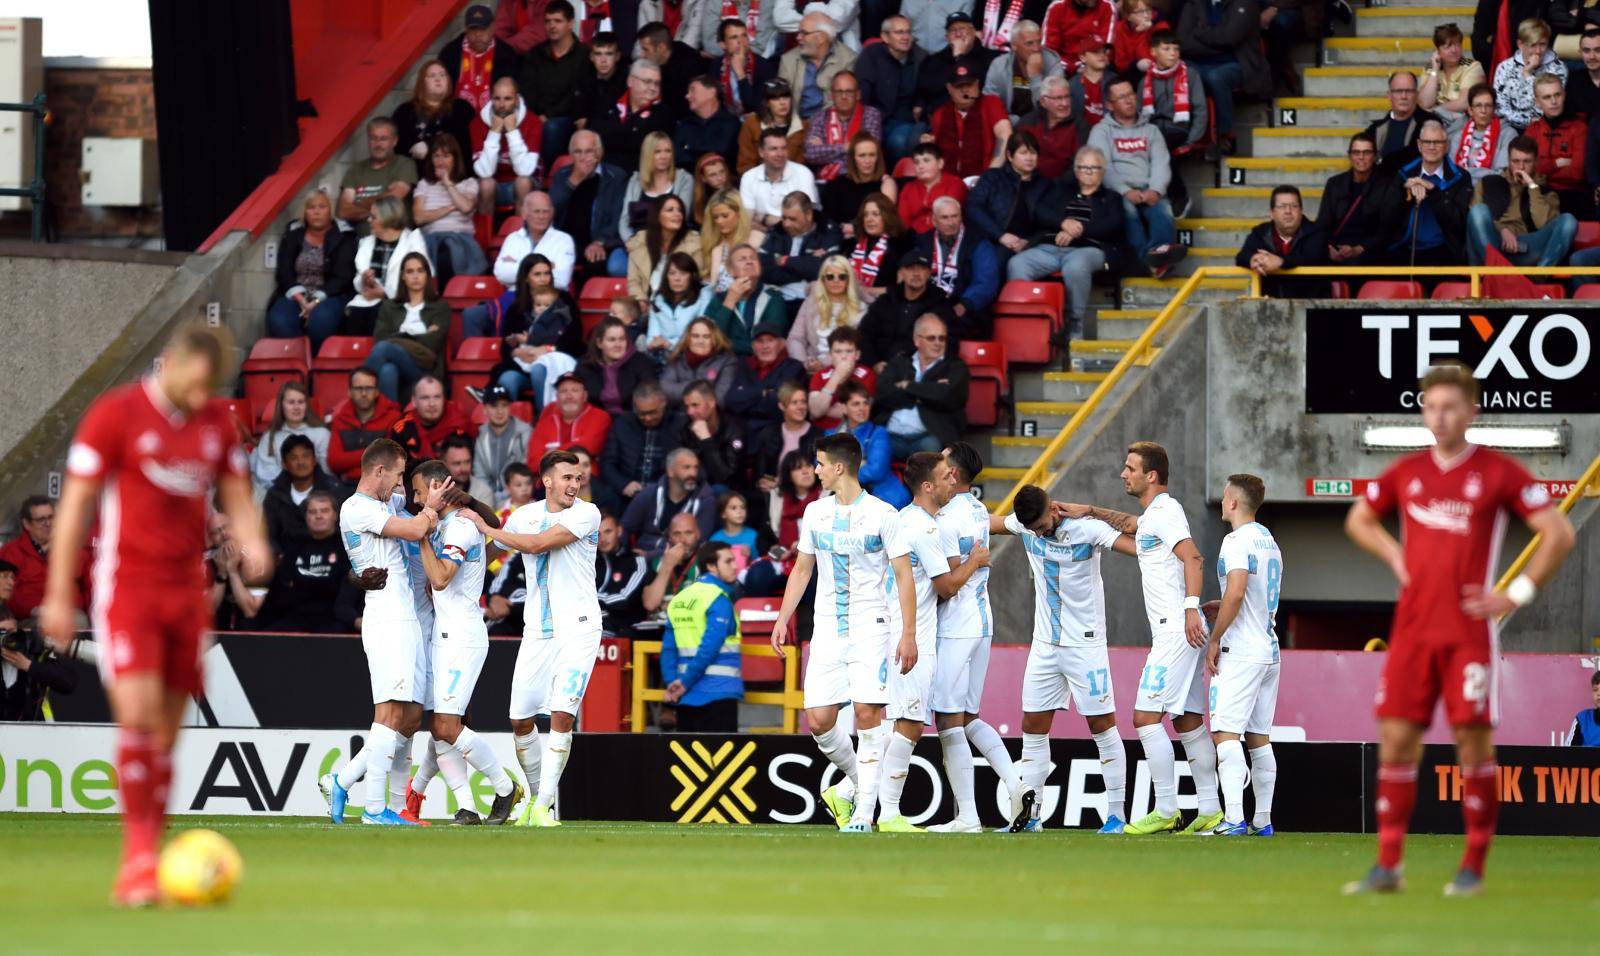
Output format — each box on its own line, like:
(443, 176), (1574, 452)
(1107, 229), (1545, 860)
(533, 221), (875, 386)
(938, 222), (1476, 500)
(116, 730), (169, 868)
(1375, 761), (1418, 869)
(1460, 761), (1500, 877)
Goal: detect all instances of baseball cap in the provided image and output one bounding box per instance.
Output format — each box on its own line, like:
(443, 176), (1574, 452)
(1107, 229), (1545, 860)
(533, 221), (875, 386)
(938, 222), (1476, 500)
(899, 250), (931, 269)
(481, 384), (512, 405)
(945, 10), (974, 28)
(464, 4), (494, 30)
(751, 322), (786, 340)
(949, 56), (983, 85)
(554, 371), (585, 388)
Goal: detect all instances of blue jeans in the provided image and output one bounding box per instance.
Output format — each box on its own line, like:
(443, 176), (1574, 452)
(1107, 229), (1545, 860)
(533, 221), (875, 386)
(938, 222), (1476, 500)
(463, 302), (497, 338)
(541, 116), (576, 166)
(423, 231), (488, 284)
(364, 341), (426, 402)
(1570, 244), (1600, 284)
(889, 430), (941, 460)
(1467, 205), (1577, 267)
(1195, 60), (1244, 139)
(266, 295), (347, 352)
(1122, 197), (1176, 259)
(1007, 244), (1107, 332)
(498, 365), (548, 409)
(883, 120), (925, 164)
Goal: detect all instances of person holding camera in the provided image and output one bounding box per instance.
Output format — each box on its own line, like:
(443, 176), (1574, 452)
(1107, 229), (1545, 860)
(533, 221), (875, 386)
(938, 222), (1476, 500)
(1, 608), (82, 721)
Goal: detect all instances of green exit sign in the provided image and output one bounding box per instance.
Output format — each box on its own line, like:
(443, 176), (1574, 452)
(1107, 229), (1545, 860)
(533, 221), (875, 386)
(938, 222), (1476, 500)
(1312, 479), (1352, 496)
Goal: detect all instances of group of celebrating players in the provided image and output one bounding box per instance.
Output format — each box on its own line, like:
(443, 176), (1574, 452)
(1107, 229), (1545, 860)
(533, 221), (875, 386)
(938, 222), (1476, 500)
(37, 326), (1575, 905)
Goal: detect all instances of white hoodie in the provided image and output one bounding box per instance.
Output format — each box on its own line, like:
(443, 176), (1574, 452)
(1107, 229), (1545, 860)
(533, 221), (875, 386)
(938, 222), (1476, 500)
(473, 96), (540, 180)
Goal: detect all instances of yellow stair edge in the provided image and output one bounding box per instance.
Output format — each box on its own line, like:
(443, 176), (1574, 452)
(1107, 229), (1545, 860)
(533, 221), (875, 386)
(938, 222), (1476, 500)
(1276, 96), (1389, 109)
(1015, 400), (1087, 414)
(1123, 276), (1249, 288)
(1326, 36), (1431, 49)
(1356, 5), (1474, 15)
(980, 466), (1034, 480)
(1303, 65), (1421, 76)
(992, 435), (1052, 447)
(1227, 157), (1351, 169)
(1202, 186), (1324, 197)
(1041, 369), (1112, 380)
(1095, 309), (1157, 319)
(1254, 126), (1363, 136)
(1176, 217), (1260, 228)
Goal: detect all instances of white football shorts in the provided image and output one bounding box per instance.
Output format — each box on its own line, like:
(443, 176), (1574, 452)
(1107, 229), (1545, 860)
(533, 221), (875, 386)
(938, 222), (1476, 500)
(930, 635), (991, 715)
(362, 613), (427, 706)
(1135, 629), (1207, 717)
(508, 625), (602, 721)
(1208, 655), (1280, 736)
(1022, 641), (1117, 716)
(803, 629), (890, 709)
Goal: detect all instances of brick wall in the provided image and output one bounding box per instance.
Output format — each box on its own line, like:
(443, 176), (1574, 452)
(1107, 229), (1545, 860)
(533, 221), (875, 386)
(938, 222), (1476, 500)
(31, 67), (161, 239)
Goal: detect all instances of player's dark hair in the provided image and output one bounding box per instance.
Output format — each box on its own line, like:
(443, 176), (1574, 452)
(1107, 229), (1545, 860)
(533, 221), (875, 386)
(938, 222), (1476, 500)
(835, 378), (872, 404)
(18, 494), (52, 524)
(503, 462), (534, 484)
(943, 441), (983, 485)
(1013, 484), (1050, 528)
(362, 438), (406, 473)
(1227, 473), (1266, 513)
(813, 432), (863, 477)
(903, 451), (945, 495)
(696, 540), (731, 572)
(1127, 441), (1169, 485)
(1419, 360), (1480, 405)
(414, 459), (452, 485)
(280, 434), (316, 460)
(438, 433), (475, 456)
(540, 448), (581, 475)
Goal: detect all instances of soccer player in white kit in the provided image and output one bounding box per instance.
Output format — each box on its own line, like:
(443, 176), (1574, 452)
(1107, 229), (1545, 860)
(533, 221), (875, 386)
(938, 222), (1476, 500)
(877, 452), (981, 832)
(465, 449), (602, 827)
(928, 442), (1021, 834)
(1062, 441), (1222, 835)
(410, 460), (525, 825)
(1203, 474), (1283, 837)
(322, 439), (448, 825)
(995, 484), (1136, 833)
(770, 433), (918, 833)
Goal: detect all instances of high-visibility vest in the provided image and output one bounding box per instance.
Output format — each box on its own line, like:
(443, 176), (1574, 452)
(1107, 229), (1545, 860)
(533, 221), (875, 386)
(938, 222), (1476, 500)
(666, 580), (743, 681)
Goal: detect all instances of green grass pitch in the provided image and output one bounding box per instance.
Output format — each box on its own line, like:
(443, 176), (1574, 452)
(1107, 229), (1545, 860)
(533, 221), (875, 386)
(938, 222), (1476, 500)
(4, 815), (1597, 955)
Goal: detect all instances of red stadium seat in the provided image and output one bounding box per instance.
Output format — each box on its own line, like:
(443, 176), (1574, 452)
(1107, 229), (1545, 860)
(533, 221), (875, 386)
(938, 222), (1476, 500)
(993, 281), (1063, 364)
(1356, 280), (1424, 300)
(1574, 220), (1600, 251)
(1330, 280), (1351, 298)
(1573, 283), (1600, 299)
(449, 337), (502, 405)
(996, 280), (1064, 321)
(546, 155), (574, 185)
(736, 597), (789, 682)
(239, 337), (310, 410)
(1530, 283), (1566, 299)
(212, 398), (253, 444)
(310, 336), (375, 409)
(442, 275), (504, 311)
(580, 276), (627, 312)
(487, 215), (522, 256)
(1430, 281), (1474, 300)
(891, 156), (916, 178)
(959, 340), (1008, 427)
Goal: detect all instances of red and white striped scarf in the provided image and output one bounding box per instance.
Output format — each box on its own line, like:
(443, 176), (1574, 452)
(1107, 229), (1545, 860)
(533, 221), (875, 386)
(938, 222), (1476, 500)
(818, 105), (864, 181)
(722, 0), (760, 37)
(1141, 60), (1190, 124)
(850, 235), (891, 286)
(721, 52), (755, 114)
(982, 0), (1027, 49)
(1454, 117), (1501, 169)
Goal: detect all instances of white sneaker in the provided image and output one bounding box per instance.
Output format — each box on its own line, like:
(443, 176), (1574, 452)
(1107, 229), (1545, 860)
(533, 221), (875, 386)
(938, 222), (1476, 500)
(927, 819), (984, 833)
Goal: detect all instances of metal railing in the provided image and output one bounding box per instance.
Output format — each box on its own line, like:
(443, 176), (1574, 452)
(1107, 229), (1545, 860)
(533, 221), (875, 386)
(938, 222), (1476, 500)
(0, 92), (48, 242)
(630, 640), (805, 734)
(1493, 449), (1600, 616)
(995, 264), (1600, 516)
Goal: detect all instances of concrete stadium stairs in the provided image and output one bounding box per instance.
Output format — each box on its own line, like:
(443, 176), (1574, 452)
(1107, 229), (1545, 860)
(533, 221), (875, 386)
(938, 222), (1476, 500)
(968, 0), (1470, 506)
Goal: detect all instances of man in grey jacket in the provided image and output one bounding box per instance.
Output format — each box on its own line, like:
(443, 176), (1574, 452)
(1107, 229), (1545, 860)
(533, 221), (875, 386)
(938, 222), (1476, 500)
(472, 385), (533, 505)
(983, 21), (1064, 124)
(1087, 77), (1188, 276)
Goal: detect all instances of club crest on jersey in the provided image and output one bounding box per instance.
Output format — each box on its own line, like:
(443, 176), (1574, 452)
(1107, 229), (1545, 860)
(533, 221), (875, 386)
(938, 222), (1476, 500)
(200, 428), (222, 462)
(136, 431), (162, 455)
(1463, 472), (1483, 501)
(1522, 483), (1551, 509)
(1406, 478), (1424, 497)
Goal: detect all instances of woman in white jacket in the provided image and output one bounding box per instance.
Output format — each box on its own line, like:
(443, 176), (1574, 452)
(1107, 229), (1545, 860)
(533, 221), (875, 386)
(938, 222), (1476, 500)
(345, 195), (430, 336)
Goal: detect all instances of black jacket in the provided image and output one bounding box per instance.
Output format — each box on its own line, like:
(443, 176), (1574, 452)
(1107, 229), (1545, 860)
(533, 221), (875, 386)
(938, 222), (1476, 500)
(724, 356), (808, 432)
(1363, 108), (1443, 174)
(1176, 0), (1272, 99)
(438, 32), (519, 92)
(760, 222), (845, 287)
(678, 413), (749, 487)
(873, 352), (971, 448)
(271, 223), (357, 302)
(588, 96), (674, 167)
(675, 108), (743, 168)
(596, 547), (650, 635)
(1472, 0), (1546, 66)
(520, 39), (591, 120)
(262, 468), (348, 547)
(391, 99), (476, 167)
(1234, 220), (1333, 297)
(855, 42), (924, 124)
(1316, 169), (1397, 256)
(857, 283), (954, 367)
(967, 166), (1056, 245)
(916, 45), (998, 116)
(1023, 181), (1125, 254)
(620, 476), (718, 555)
(550, 161), (630, 254)
(575, 351), (659, 418)
(0, 634), (78, 721)
(597, 409), (687, 505)
(255, 532), (351, 633)
(751, 422), (824, 483)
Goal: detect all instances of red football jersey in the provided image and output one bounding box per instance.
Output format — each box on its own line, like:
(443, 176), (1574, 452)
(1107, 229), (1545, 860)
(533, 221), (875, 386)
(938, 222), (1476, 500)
(66, 380), (249, 589)
(1365, 445), (1551, 642)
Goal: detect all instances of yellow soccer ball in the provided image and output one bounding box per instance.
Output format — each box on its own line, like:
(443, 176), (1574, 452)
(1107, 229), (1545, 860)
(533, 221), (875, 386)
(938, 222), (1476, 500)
(158, 829), (244, 906)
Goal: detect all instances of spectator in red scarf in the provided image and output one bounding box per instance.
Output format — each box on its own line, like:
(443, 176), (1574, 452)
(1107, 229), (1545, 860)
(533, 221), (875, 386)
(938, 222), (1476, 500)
(897, 142), (968, 233)
(439, 4), (518, 111)
(1140, 30), (1207, 216)
(804, 70), (884, 183)
(714, 16), (774, 118)
(925, 56), (1014, 178)
(841, 192), (911, 293)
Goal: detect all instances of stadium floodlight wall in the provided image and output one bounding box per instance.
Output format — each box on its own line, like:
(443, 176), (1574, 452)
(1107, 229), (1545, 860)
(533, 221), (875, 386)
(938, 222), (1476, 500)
(4, 724), (1598, 836)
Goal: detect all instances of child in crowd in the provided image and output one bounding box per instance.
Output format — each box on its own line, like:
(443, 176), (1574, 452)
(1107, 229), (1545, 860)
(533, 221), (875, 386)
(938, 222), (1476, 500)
(710, 491), (762, 572)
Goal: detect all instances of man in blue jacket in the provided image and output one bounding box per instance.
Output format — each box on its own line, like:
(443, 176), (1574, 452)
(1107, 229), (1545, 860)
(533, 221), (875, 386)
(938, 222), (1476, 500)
(915, 197), (1000, 343)
(550, 130), (630, 277)
(661, 541), (745, 732)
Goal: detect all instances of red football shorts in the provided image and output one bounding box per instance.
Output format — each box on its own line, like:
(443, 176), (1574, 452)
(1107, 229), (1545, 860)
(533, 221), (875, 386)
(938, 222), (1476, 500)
(96, 584), (209, 695)
(1375, 631), (1496, 728)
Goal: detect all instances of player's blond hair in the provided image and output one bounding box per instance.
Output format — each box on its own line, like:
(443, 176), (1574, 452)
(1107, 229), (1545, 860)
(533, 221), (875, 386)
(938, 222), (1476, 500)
(1419, 361), (1480, 405)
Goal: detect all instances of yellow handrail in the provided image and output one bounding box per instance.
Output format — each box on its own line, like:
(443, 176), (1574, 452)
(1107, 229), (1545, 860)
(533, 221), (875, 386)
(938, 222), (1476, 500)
(995, 263), (1600, 515)
(630, 639), (804, 733)
(1493, 449), (1600, 594)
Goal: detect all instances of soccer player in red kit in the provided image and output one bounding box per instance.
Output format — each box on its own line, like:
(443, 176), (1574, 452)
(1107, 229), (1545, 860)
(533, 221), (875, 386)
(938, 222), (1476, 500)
(39, 327), (271, 907)
(1343, 362), (1575, 897)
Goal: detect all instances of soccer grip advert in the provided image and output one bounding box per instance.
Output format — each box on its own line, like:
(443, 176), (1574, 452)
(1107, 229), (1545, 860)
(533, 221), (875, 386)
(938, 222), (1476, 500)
(1303, 308), (1598, 414)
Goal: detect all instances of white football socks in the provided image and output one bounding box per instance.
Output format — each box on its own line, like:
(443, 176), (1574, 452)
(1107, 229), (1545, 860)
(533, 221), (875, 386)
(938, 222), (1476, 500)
(850, 724), (888, 824)
(1137, 723), (1178, 817)
(1216, 739), (1247, 824)
(513, 730), (542, 794)
(878, 732), (918, 820)
(388, 733), (413, 807)
(1249, 744), (1277, 828)
(433, 737), (476, 813)
(1019, 733), (1051, 815)
(456, 727), (514, 797)
(411, 732), (438, 793)
(1178, 726), (1221, 817)
(812, 723), (859, 800)
(534, 730), (572, 810)
(938, 726), (978, 824)
(966, 719), (1022, 796)
(337, 725), (377, 790)
(364, 724), (398, 815)
(1092, 727), (1127, 822)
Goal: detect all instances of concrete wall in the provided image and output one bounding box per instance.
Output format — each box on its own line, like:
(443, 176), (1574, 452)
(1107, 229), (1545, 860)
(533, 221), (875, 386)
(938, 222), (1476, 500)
(991, 307), (1227, 648)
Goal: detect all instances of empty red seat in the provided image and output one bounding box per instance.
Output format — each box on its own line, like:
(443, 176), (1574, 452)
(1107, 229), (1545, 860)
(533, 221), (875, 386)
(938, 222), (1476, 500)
(580, 276), (627, 312)
(891, 156), (916, 178)
(996, 280), (1065, 321)
(212, 398), (253, 443)
(1356, 280), (1425, 300)
(1529, 282), (1566, 299)
(239, 337), (310, 410)
(1572, 283), (1600, 299)
(1431, 281), (1474, 300)
(992, 315), (1052, 365)
(546, 155), (574, 186)
(737, 597), (788, 682)
(443, 275), (505, 312)
(451, 337), (502, 370)
(309, 336), (374, 409)
(959, 340), (1008, 427)
(1574, 220), (1600, 251)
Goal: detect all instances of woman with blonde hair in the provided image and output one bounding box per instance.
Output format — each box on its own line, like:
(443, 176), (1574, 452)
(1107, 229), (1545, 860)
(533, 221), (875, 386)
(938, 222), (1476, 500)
(391, 58), (474, 163)
(660, 316), (744, 404)
(1491, 18), (1566, 130)
(700, 188), (766, 291)
(787, 254), (866, 371)
(619, 130), (696, 243)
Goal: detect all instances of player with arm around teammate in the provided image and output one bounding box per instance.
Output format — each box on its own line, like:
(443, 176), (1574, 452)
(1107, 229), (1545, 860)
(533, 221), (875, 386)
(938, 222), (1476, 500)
(770, 432), (920, 833)
(1343, 363), (1574, 897)
(463, 449), (603, 827)
(1203, 473), (1283, 837)
(990, 484), (1137, 833)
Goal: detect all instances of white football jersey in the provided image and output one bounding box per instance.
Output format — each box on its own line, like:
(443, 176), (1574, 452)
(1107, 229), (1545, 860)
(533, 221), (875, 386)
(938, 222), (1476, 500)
(505, 498), (602, 639)
(886, 503), (957, 651)
(431, 510), (488, 646)
(936, 491), (992, 639)
(340, 491), (417, 621)
(1005, 514), (1123, 646)
(1216, 522), (1282, 664)
(798, 490), (910, 642)
(1135, 492), (1195, 635)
